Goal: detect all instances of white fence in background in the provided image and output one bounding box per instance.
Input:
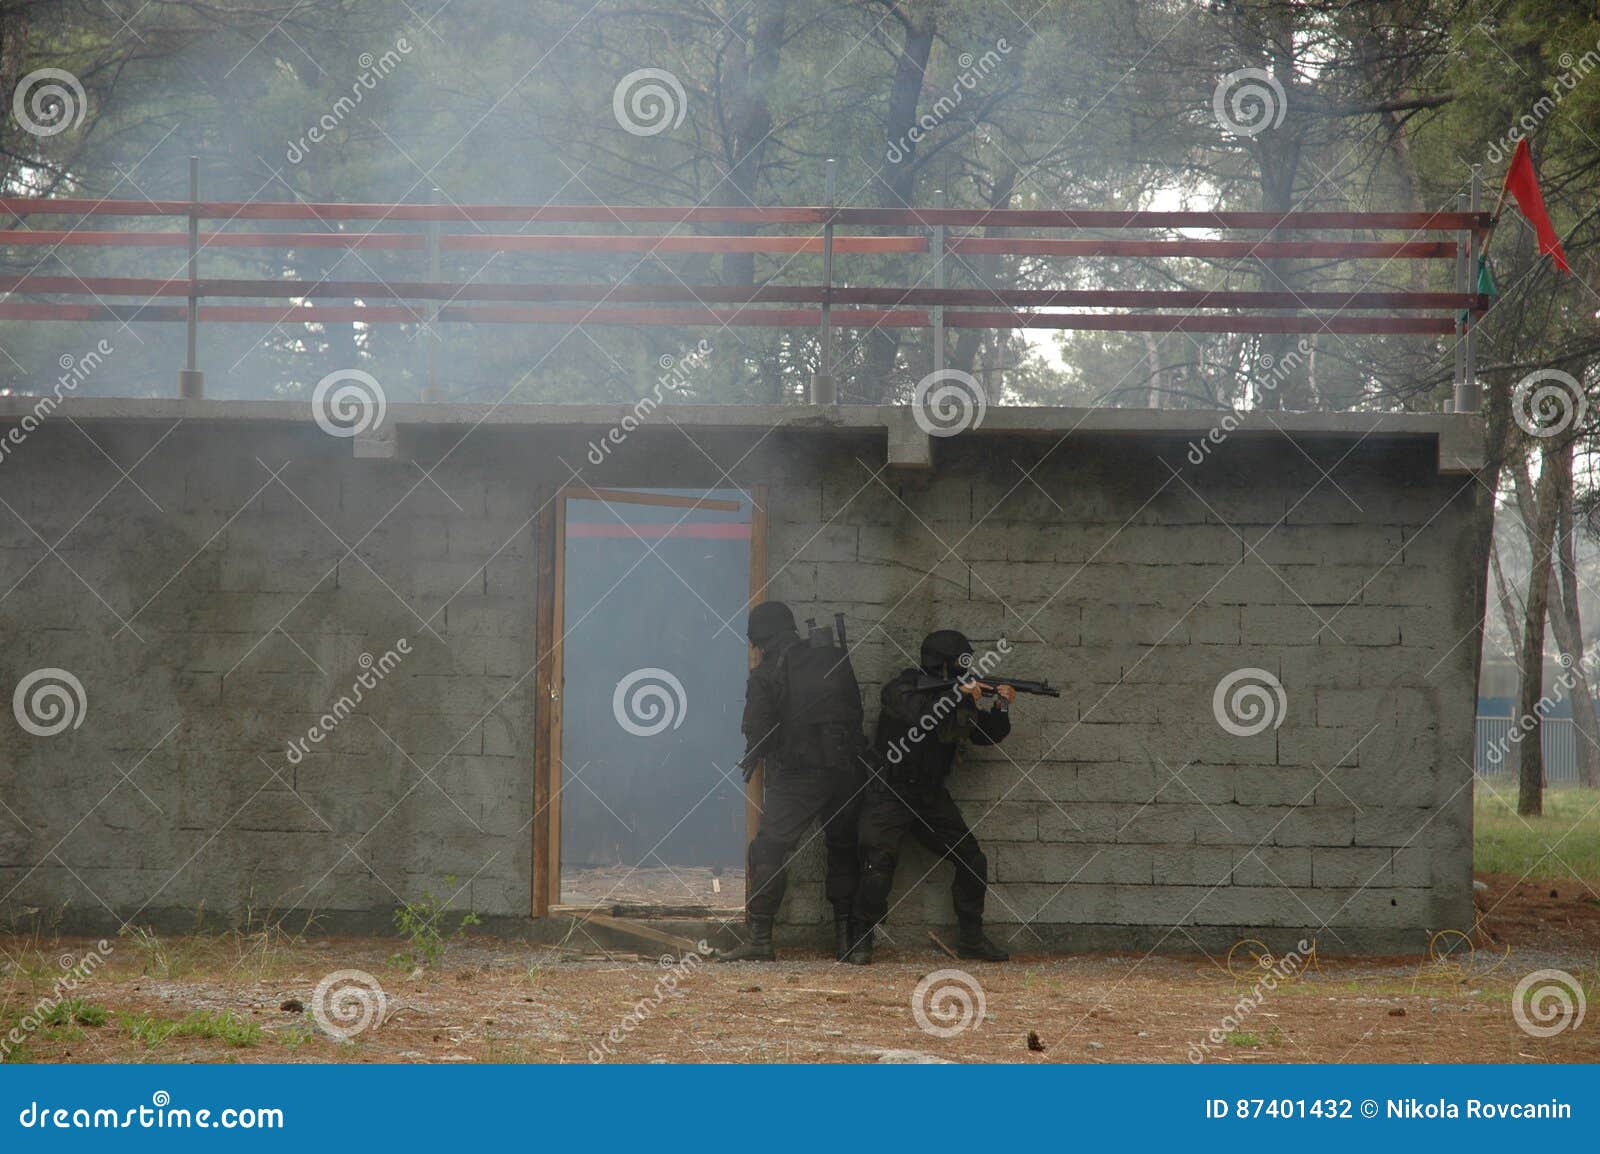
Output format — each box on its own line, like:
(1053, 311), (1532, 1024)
(1474, 716), (1581, 783)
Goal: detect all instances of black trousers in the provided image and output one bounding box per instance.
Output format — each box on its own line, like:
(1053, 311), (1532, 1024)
(853, 781), (987, 927)
(745, 754), (866, 920)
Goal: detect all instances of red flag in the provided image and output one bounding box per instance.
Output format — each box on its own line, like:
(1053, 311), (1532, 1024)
(1501, 138), (1570, 274)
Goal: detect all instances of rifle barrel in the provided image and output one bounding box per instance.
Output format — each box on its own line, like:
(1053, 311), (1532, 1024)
(913, 674), (1061, 698)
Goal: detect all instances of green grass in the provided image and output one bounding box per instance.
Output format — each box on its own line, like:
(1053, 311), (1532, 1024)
(39, 999), (108, 1028)
(275, 1024), (315, 1050)
(117, 1012), (178, 1048)
(1225, 1031), (1260, 1047)
(1473, 786), (1600, 879)
(172, 1010), (262, 1048)
(117, 1009), (261, 1049)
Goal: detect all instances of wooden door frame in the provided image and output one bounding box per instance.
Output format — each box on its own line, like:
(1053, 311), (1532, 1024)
(531, 484), (767, 917)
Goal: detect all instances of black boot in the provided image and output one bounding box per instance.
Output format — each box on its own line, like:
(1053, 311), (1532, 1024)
(716, 915), (776, 962)
(956, 920), (1009, 962)
(842, 917), (873, 966)
(834, 914), (852, 962)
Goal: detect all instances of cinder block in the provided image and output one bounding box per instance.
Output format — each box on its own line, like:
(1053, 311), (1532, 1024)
(1234, 766), (1322, 807)
(1363, 566), (1452, 606)
(1324, 605), (1403, 646)
(1354, 807), (1438, 847)
(448, 518), (529, 561)
(1080, 602), (1193, 647)
(1071, 761), (1157, 803)
(994, 883), (1119, 926)
(1152, 763), (1235, 805)
(1273, 807), (1355, 848)
(767, 483), (821, 523)
(1194, 805), (1294, 846)
(1232, 846), (1312, 887)
(993, 842), (1145, 884)
(1115, 803), (1200, 844)
(1279, 646), (1363, 689)
(1241, 604), (1333, 646)
(776, 522), (860, 564)
(1277, 726), (1364, 768)
(1109, 525), (1244, 566)
(967, 801), (1038, 842)
(1152, 846), (1234, 886)
(1391, 847), (1436, 886)
(1317, 767), (1435, 809)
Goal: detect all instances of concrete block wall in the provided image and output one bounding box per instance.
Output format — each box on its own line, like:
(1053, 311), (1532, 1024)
(762, 433), (1479, 954)
(0, 420), (540, 930)
(0, 413), (1480, 953)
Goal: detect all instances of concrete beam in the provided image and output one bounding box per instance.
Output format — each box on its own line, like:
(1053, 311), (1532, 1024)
(0, 397), (1483, 474)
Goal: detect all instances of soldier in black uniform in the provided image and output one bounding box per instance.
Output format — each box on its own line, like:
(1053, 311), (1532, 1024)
(717, 601), (872, 964)
(851, 629), (1014, 963)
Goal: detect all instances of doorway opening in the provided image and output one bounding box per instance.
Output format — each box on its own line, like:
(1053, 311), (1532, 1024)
(537, 486), (765, 915)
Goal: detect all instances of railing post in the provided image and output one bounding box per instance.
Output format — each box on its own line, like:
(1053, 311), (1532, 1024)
(1452, 189), (1466, 406)
(178, 155), (204, 399)
(424, 186), (442, 402)
(810, 158), (837, 405)
(932, 188), (945, 376)
(1456, 167), (1481, 413)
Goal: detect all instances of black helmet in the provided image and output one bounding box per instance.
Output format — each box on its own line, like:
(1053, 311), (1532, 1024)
(920, 629), (974, 675)
(747, 601), (798, 646)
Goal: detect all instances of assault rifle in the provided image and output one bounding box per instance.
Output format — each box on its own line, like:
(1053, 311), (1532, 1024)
(912, 673), (1061, 699)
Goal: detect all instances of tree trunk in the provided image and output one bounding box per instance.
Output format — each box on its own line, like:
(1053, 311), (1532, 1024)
(717, 0), (787, 288)
(860, 3), (935, 401)
(1489, 536), (1523, 660)
(1248, 8), (1307, 409)
(1514, 441), (1564, 816)
(948, 162), (1016, 378)
(1551, 441), (1600, 788)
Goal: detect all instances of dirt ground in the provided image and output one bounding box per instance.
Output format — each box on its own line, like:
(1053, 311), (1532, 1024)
(4, 875), (1596, 1064)
(559, 864), (745, 909)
